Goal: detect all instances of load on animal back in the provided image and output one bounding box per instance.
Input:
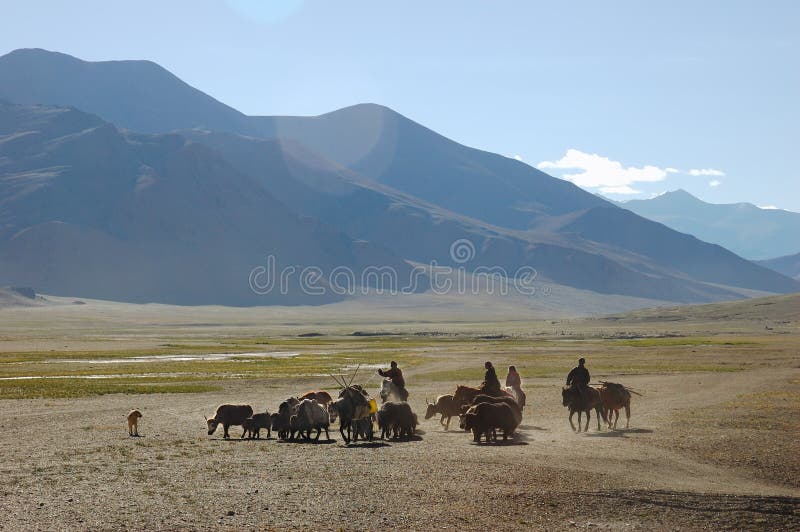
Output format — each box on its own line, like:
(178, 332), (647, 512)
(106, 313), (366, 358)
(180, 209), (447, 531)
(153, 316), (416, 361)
(328, 374), (376, 444)
(598, 381), (638, 430)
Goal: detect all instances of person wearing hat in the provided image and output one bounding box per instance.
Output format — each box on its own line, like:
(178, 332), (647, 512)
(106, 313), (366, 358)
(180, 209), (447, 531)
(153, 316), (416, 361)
(481, 361), (501, 395)
(566, 357), (591, 401)
(378, 361), (408, 401)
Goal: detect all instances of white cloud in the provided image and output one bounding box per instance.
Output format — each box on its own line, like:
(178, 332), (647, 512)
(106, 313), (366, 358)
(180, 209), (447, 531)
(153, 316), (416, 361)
(689, 168), (725, 177)
(665, 167), (679, 174)
(537, 149), (669, 189)
(757, 204), (780, 210)
(708, 179), (721, 187)
(599, 185), (642, 195)
(513, 154), (523, 161)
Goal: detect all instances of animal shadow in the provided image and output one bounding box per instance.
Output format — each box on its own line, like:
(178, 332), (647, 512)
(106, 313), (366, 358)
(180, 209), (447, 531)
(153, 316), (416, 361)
(519, 424), (549, 432)
(277, 438), (336, 445)
(614, 427), (653, 434)
(472, 439), (528, 447)
(384, 434), (423, 443)
(583, 430), (626, 438)
(345, 441), (391, 449)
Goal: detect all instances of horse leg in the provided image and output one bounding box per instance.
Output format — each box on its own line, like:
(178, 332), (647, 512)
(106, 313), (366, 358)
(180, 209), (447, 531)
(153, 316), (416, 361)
(625, 404), (631, 429)
(577, 411), (583, 433)
(339, 421), (350, 444)
(569, 410), (577, 432)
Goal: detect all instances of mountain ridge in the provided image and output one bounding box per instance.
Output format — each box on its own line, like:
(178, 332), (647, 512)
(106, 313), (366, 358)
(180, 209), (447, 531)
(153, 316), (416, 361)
(620, 189), (800, 260)
(0, 48), (797, 306)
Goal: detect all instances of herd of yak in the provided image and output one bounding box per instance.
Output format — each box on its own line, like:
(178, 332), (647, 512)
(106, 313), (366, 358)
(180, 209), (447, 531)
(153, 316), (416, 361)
(202, 376), (637, 444)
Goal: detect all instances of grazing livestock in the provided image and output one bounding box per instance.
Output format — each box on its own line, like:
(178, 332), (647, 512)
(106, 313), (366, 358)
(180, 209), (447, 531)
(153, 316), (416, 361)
(562, 386), (606, 432)
(299, 390), (333, 405)
(290, 399), (330, 441)
(463, 402), (517, 443)
(351, 415), (374, 442)
(424, 394), (461, 430)
(459, 394), (522, 432)
(205, 404), (254, 439)
(599, 382), (636, 429)
(127, 409), (142, 437)
(300, 390), (337, 422)
(241, 412), (272, 439)
(329, 386), (373, 444)
(273, 397), (300, 440)
(377, 401), (418, 440)
(453, 384), (515, 410)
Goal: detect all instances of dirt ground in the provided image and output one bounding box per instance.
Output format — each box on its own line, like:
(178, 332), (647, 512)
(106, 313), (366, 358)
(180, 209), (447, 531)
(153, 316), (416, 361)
(1, 295), (799, 530)
(0, 366), (797, 531)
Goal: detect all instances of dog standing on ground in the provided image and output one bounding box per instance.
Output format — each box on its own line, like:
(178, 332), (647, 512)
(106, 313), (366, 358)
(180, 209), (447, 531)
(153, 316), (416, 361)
(127, 409), (142, 436)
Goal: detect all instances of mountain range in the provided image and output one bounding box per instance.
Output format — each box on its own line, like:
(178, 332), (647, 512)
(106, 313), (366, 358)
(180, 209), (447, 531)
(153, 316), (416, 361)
(0, 48), (796, 307)
(620, 189), (800, 261)
(757, 252), (800, 280)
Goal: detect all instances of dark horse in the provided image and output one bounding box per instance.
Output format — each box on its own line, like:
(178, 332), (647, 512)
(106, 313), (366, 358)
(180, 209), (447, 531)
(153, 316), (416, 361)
(562, 386), (606, 432)
(329, 385), (372, 444)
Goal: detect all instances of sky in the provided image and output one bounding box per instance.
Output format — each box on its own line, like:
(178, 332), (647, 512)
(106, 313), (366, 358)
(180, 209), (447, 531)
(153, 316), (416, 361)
(1, 0), (798, 210)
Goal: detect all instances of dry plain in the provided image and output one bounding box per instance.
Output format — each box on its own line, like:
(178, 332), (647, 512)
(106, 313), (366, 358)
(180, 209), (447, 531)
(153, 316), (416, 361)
(0, 294), (798, 530)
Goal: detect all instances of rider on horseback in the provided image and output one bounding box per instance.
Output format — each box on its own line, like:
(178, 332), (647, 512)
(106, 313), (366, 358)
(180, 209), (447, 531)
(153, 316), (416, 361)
(481, 361), (501, 395)
(378, 361), (409, 401)
(506, 365), (522, 395)
(566, 357), (590, 402)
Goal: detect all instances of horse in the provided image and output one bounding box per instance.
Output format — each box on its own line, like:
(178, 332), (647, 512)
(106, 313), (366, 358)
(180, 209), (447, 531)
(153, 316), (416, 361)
(562, 385), (606, 432)
(598, 382), (633, 430)
(379, 378), (408, 403)
(329, 385), (373, 444)
(504, 386), (526, 410)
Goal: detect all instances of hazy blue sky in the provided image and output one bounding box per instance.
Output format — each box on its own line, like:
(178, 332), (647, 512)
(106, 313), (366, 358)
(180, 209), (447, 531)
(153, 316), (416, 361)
(2, 1), (797, 210)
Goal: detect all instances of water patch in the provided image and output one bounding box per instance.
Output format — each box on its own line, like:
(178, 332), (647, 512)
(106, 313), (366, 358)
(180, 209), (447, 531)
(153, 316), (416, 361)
(40, 351), (302, 365)
(0, 372), (249, 381)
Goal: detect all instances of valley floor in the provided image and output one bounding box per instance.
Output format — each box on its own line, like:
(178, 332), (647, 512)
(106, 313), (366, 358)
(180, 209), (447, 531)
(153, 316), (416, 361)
(0, 296), (798, 530)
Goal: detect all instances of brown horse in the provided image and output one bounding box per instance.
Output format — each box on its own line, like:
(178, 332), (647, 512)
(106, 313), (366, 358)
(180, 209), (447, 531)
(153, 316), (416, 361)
(599, 382), (633, 429)
(562, 386), (606, 432)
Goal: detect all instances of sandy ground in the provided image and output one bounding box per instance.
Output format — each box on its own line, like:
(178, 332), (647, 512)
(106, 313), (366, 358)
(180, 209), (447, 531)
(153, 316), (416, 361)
(0, 365), (798, 531)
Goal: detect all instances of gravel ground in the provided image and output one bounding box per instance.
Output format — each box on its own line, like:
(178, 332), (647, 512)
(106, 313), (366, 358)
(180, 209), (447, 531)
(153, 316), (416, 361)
(1, 369), (798, 531)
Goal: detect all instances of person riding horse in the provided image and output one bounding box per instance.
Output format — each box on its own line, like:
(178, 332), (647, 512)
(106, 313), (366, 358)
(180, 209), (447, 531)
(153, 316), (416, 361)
(378, 361), (409, 401)
(506, 365), (522, 395)
(480, 361), (501, 395)
(566, 357), (590, 401)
